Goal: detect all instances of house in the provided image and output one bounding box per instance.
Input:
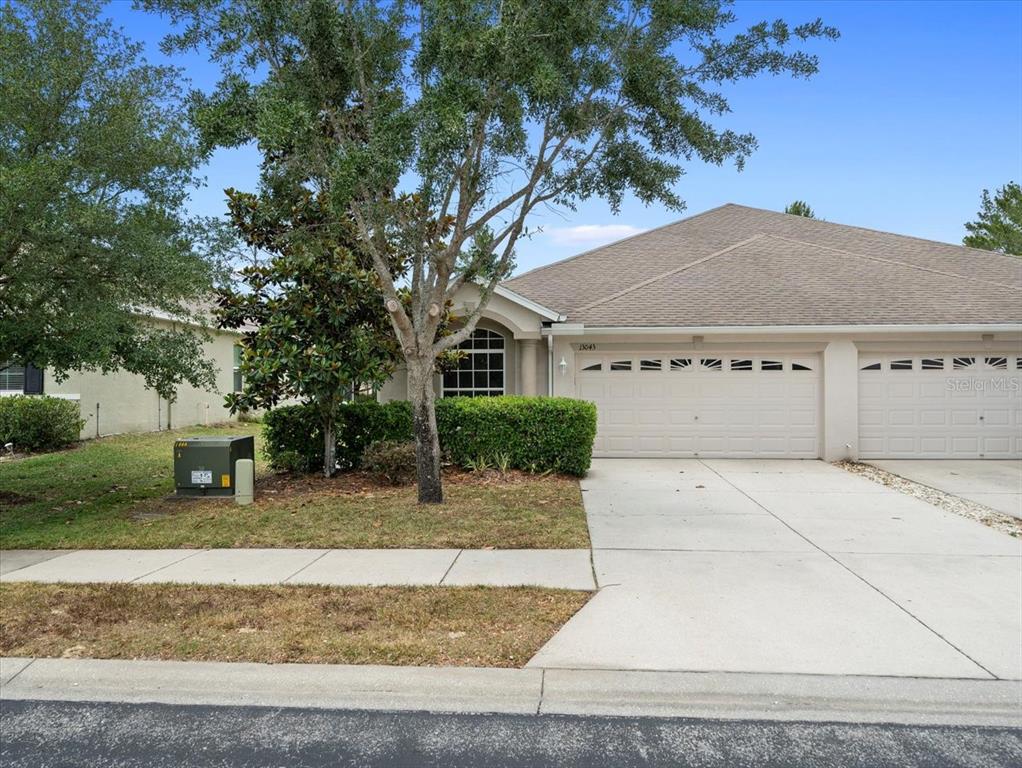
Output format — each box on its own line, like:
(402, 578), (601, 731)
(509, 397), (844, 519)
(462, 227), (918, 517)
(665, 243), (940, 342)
(379, 204), (1022, 460)
(1, 313), (246, 439)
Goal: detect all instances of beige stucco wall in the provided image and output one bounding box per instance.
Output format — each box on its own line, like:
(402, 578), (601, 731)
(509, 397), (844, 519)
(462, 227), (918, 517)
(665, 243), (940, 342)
(45, 321), (241, 439)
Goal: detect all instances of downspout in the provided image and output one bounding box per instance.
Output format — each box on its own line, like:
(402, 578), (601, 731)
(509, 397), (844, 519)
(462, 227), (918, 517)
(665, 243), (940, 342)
(546, 334), (553, 396)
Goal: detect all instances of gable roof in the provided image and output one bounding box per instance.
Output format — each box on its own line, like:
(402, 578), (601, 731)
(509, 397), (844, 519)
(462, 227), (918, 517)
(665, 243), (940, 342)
(502, 204), (1022, 327)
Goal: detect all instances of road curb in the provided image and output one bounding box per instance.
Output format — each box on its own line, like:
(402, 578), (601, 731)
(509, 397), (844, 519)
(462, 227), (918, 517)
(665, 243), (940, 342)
(2, 657), (1019, 727)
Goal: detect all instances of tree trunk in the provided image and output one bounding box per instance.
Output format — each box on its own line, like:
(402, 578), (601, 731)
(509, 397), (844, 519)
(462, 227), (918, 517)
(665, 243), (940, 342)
(323, 419), (337, 478)
(407, 357), (442, 503)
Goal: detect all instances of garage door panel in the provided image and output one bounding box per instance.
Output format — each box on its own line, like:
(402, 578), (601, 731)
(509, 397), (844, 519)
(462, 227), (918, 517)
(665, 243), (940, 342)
(919, 437), (949, 453)
(918, 410), (947, 426)
(580, 352), (820, 458)
(859, 354), (1021, 458)
(637, 409), (667, 425)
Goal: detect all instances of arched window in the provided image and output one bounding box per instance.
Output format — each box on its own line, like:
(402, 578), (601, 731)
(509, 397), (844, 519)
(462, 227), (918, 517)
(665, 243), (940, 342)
(442, 328), (505, 397)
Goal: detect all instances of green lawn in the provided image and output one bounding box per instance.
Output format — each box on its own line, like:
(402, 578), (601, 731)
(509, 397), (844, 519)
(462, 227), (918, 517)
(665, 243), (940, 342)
(0, 424), (589, 550)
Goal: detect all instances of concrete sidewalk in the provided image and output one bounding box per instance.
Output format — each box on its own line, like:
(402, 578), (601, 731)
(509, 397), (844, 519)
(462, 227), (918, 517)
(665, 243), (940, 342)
(3, 657), (1020, 727)
(0, 548), (595, 590)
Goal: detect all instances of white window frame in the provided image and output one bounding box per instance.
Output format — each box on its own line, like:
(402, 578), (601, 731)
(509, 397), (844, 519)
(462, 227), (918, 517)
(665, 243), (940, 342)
(441, 328), (506, 397)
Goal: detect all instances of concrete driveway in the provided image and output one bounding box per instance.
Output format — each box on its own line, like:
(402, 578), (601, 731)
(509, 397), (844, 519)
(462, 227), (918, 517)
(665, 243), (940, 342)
(867, 460), (1022, 519)
(529, 459), (1021, 680)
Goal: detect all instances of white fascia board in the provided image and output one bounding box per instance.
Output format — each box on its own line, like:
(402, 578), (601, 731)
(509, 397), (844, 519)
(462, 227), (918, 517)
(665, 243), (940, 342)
(543, 323), (1022, 335)
(490, 285), (566, 322)
(132, 307), (243, 336)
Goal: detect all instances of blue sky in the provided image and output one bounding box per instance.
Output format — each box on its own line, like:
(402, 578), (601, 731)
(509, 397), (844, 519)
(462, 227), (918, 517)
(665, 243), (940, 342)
(106, 0), (1022, 275)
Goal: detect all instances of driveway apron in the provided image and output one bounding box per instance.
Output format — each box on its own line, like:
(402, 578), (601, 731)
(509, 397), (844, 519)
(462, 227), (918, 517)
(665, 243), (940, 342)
(528, 459), (1021, 679)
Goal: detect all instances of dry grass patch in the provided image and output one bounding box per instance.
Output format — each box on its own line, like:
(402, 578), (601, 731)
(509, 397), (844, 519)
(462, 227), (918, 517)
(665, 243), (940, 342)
(0, 582), (590, 668)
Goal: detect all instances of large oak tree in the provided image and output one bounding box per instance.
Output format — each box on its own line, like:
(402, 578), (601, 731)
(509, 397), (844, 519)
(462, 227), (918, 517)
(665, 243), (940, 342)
(149, 0), (837, 501)
(0, 0), (231, 400)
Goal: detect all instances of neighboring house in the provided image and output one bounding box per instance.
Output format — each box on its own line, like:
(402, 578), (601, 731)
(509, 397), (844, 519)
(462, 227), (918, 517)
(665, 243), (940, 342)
(379, 204), (1022, 460)
(1, 316), (246, 439)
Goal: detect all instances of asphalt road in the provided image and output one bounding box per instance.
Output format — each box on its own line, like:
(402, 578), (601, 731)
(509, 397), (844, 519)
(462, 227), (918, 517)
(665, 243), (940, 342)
(2, 699), (1020, 768)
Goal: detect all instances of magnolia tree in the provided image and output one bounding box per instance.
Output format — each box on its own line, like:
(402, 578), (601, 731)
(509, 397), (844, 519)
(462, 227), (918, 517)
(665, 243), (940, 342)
(215, 189), (401, 476)
(149, 0), (837, 502)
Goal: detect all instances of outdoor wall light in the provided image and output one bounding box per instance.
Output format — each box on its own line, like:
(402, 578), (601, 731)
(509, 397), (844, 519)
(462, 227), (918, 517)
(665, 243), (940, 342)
(558, 357), (568, 375)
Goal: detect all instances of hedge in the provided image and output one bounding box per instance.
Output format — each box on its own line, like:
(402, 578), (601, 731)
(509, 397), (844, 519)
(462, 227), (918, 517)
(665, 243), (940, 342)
(262, 396), (596, 476)
(0, 395), (84, 452)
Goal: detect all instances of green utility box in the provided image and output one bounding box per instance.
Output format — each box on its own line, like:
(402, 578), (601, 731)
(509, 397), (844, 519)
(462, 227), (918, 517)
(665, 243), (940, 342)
(174, 435), (255, 497)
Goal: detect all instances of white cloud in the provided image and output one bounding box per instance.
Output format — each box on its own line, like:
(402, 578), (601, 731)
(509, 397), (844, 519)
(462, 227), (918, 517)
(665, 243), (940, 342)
(544, 223), (645, 246)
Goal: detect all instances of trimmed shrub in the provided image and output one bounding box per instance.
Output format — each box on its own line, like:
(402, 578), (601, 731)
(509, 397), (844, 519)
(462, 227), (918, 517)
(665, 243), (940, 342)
(437, 396), (597, 476)
(0, 395), (84, 452)
(263, 396), (597, 477)
(261, 400), (412, 473)
(261, 404), (323, 472)
(336, 400), (413, 469)
(361, 440), (417, 485)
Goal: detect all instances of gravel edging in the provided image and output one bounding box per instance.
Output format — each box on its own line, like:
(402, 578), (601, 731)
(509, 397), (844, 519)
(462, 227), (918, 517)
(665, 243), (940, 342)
(836, 461), (1022, 539)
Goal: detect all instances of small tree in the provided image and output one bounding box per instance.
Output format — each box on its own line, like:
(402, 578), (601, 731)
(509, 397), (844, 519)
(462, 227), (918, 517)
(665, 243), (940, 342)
(151, 0), (838, 502)
(963, 182), (1022, 256)
(0, 0), (230, 400)
(216, 189), (400, 476)
(784, 200), (816, 218)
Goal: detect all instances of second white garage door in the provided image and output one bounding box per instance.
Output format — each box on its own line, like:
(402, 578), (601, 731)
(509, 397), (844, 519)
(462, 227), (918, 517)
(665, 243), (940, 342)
(859, 353), (1022, 458)
(577, 353), (820, 458)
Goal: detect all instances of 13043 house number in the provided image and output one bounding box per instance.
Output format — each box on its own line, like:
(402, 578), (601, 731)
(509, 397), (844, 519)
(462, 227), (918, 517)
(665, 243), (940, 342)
(578, 343), (597, 351)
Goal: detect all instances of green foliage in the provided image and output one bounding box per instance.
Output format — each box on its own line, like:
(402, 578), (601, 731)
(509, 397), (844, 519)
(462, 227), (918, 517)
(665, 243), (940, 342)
(361, 440), (418, 485)
(437, 397), (598, 477)
(263, 397), (597, 477)
(336, 400), (415, 469)
(0, 396), (84, 452)
(0, 0), (231, 400)
(146, 0), (836, 499)
(215, 189), (401, 448)
(963, 182), (1022, 256)
(261, 405), (323, 473)
(784, 200), (816, 218)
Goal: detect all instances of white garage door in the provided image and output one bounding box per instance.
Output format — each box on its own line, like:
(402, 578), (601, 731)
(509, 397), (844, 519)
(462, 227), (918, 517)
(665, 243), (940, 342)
(577, 353), (820, 458)
(859, 354), (1022, 458)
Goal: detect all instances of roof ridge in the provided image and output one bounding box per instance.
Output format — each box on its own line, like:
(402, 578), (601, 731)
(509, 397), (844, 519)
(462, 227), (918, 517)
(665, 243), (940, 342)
(764, 233), (1022, 291)
(572, 233), (769, 313)
(503, 203), (737, 285)
(727, 203), (1022, 261)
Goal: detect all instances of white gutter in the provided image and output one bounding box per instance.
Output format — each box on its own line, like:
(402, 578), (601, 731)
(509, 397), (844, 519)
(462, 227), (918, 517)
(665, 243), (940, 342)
(491, 285), (567, 322)
(543, 323), (1022, 335)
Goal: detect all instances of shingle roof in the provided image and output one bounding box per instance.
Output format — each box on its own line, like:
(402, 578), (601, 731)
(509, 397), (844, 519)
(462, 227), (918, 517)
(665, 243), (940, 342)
(502, 204), (1022, 327)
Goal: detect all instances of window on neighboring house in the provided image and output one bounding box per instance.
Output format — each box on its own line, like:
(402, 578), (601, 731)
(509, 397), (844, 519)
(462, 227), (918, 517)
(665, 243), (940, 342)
(442, 328), (505, 397)
(0, 361), (42, 394)
(232, 345), (244, 393)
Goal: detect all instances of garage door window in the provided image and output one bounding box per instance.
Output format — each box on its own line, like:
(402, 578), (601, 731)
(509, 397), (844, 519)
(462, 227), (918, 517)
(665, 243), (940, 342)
(610, 360), (632, 371)
(761, 360), (783, 371)
(890, 359), (913, 371)
(640, 359), (663, 371)
(670, 358), (692, 370)
(442, 328), (505, 397)
(699, 358), (722, 371)
(921, 358), (945, 370)
(986, 357), (1008, 370)
(729, 359), (753, 371)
